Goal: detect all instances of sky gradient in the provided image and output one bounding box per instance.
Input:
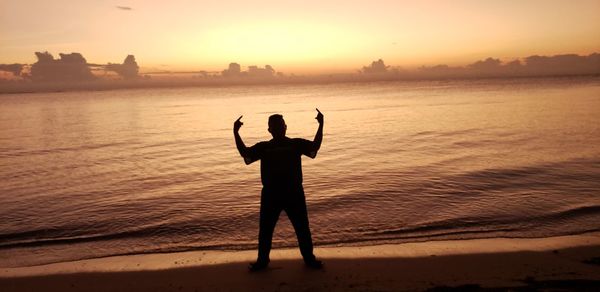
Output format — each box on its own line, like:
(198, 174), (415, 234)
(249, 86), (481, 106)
(1, 0), (599, 73)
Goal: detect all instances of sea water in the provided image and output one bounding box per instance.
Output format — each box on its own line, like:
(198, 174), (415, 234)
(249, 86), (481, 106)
(1, 77), (599, 267)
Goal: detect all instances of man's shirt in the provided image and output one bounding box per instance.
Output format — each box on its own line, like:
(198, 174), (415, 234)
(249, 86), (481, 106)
(245, 137), (317, 190)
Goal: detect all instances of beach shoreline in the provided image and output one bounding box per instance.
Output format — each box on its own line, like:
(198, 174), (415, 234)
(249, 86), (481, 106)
(2, 232), (600, 291)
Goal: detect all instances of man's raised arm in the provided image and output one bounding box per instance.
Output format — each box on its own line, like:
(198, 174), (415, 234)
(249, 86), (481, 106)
(313, 108), (324, 152)
(233, 115), (249, 158)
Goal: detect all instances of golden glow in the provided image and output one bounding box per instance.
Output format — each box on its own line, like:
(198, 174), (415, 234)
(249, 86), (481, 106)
(1, 0), (599, 73)
(177, 21), (364, 70)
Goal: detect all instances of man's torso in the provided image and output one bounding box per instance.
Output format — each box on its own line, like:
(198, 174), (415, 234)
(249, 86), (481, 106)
(247, 137), (313, 191)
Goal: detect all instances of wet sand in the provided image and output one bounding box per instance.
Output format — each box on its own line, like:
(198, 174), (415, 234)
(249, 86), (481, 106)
(2, 233), (600, 291)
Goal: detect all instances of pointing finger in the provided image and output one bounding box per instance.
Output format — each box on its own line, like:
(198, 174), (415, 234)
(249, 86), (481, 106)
(316, 108), (322, 114)
(236, 115), (243, 122)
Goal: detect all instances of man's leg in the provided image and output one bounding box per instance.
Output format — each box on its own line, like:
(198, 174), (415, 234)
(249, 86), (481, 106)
(256, 194), (281, 264)
(285, 193), (317, 263)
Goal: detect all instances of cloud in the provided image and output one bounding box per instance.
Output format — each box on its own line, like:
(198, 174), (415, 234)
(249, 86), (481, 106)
(412, 53), (600, 78)
(221, 63), (276, 78)
(23, 52), (140, 82)
(105, 55), (140, 79)
(521, 53), (600, 76)
(361, 59), (389, 74)
(0, 64), (23, 77)
(116, 6), (133, 11)
(467, 57), (502, 70)
(222, 63), (241, 77)
(247, 65), (275, 78)
(29, 51), (95, 82)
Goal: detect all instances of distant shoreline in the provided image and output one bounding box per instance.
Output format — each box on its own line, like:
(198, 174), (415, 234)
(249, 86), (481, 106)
(1, 73), (599, 95)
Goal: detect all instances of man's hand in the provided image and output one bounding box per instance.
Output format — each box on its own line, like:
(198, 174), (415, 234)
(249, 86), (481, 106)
(233, 115), (243, 132)
(315, 108), (324, 124)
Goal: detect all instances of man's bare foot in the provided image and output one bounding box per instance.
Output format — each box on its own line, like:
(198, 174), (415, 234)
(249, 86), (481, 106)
(305, 259), (323, 269)
(248, 260), (269, 272)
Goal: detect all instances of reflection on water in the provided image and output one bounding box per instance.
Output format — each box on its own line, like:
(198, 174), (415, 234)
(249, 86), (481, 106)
(1, 77), (599, 267)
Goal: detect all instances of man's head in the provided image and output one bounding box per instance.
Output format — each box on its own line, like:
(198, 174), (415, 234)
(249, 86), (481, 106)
(268, 114), (287, 138)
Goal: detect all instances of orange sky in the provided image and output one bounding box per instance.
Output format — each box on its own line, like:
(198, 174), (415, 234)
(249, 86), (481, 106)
(1, 0), (599, 74)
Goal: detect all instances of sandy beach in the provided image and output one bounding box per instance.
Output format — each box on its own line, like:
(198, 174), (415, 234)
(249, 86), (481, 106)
(2, 233), (600, 291)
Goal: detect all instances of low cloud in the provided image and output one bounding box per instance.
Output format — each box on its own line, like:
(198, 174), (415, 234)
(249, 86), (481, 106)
(116, 6), (133, 10)
(248, 65), (275, 78)
(105, 55), (140, 79)
(360, 53), (600, 79)
(0, 64), (23, 77)
(361, 59), (389, 74)
(221, 63), (241, 77)
(9, 52), (140, 82)
(29, 51), (95, 82)
(1, 51), (598, 93)
(417, 53), (600, 78)
(222, 63), (277, 78)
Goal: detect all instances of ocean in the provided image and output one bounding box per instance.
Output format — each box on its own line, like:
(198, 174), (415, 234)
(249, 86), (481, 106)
(1, 77), (599, 267)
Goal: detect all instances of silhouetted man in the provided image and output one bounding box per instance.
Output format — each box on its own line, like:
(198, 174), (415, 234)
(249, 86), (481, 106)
(233, 109), (324, 271)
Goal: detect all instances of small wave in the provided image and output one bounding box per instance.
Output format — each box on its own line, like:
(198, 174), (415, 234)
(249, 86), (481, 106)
(368, 205), (600, 237)
(1, 141), (135, 158)
(0, 222), (212, 249)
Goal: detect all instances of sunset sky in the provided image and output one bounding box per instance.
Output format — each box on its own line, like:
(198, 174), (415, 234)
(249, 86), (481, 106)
(1, 0), (599, 73)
